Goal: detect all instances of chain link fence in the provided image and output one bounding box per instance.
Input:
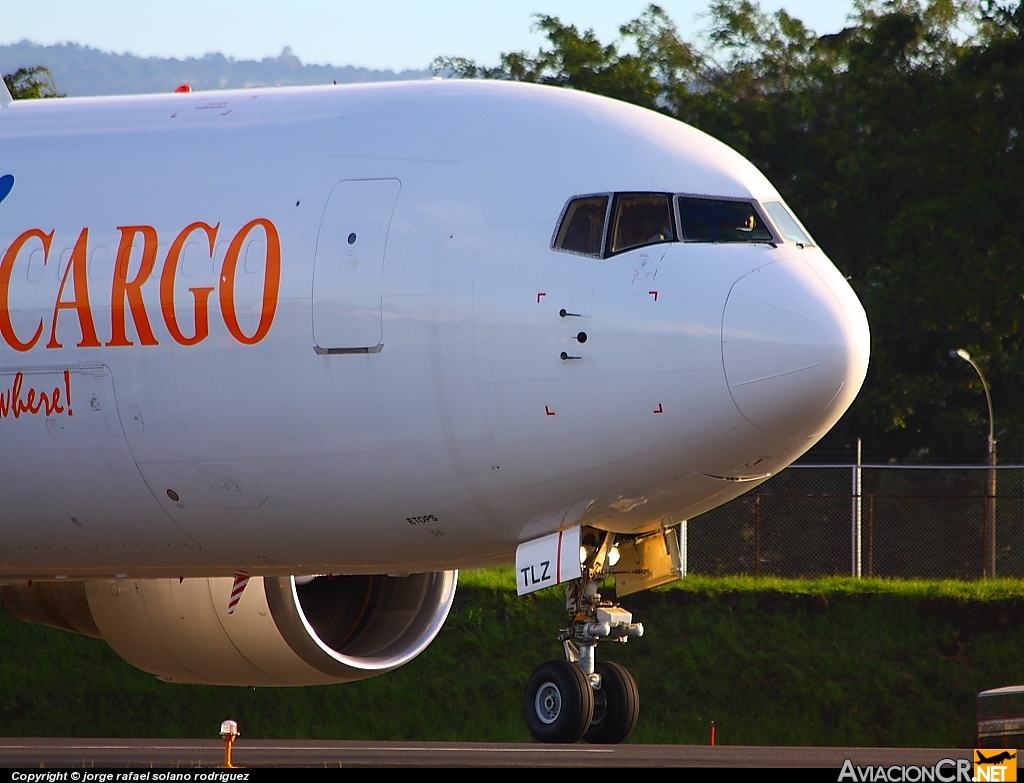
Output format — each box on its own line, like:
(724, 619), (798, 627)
(684, 465), (1024, 579)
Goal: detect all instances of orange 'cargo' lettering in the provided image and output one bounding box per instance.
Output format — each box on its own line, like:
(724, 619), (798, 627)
(108, 225), (160, 347)
(47, 228), (101, 349)
(161, 222), (219, 346)
(0, 218), (282, 352)
(219, 218), (282, 346)
(0, 228), (52, 351)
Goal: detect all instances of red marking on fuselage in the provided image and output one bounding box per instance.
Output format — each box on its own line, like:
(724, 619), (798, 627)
(0, 372), (68, 420)
(537, 292), (546, 303)
(556, 529), (563, 583)
(649, 291), (659, 301)
(64, 370), (73, 416)
(654, 403), (663, 414)
(545, 405), (556, 416)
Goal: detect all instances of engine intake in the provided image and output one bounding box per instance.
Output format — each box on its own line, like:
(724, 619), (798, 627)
(0, 572), (457, 686)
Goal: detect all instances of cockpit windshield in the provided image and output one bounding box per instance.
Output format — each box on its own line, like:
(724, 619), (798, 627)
(552, 191), (784, 257)
(676, 197), (773, 243)
(553, 195), (609, 256)
(608, 194), (674, 254)
(761, 201), (814, 246)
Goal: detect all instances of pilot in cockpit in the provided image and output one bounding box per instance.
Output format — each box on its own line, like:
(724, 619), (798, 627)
(649, 211), (673, 243)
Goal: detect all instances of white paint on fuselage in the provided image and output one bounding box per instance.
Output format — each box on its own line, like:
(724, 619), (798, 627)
(0, 80), (869, 578)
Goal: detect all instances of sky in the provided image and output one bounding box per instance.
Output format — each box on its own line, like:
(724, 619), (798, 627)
(4, 1), (861, 72)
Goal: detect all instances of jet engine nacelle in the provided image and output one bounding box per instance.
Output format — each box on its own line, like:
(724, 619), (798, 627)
(0, 572), (457, 685)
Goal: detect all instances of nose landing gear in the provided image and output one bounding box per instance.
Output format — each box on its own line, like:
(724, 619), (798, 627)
(523, 531), (644, 744)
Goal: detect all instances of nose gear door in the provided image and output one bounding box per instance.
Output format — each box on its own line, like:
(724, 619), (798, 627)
(312, 179), (401, 352)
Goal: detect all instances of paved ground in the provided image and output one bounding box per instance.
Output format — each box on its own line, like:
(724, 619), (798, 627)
(0, 739), (975, 768)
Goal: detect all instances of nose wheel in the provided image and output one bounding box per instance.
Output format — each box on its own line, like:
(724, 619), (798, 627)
(524, 531), (644, 744)
(524, 660), (595, 743)
(524, 658), (640, 744)
(585, 661), (639, 744)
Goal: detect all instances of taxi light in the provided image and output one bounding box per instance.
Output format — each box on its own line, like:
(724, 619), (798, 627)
(219, 720), (239, 768)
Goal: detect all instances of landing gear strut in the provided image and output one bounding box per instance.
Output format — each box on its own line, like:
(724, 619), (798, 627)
(524, 531), (643, 744)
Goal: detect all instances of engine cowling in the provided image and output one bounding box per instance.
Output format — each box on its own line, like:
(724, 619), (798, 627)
(0, 572), (457, 685)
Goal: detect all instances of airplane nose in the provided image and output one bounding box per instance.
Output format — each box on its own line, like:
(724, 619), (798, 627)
(722, 257), (870, 439)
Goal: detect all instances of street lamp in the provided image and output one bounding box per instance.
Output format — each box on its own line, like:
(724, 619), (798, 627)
(950, 348), (997, 577)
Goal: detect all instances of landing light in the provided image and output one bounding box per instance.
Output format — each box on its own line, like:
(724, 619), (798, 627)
(580, 545), (620, 566)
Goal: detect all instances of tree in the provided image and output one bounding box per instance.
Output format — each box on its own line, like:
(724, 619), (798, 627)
(435, 1), (1024, 463)
(3, 66), (64, 99)
(433, 6), (701, 110)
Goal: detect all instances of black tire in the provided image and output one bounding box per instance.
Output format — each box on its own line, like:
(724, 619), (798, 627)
(524, 660), (595, 743)
(584, 661), (640, 744)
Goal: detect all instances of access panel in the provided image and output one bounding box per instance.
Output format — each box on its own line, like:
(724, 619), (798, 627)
(312, 179), (401, 351)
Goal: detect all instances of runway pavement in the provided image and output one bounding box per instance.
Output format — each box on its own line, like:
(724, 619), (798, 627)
(0, 739), (974, 767)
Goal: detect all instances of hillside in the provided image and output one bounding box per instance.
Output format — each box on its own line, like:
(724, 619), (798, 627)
(0, 41), (431, 97)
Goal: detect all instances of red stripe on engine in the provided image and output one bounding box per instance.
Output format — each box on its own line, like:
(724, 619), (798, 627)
(228, 568), (249, 614)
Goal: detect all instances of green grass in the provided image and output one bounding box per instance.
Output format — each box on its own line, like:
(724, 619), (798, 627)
(463, 565), (1024, 600)
(664, 574), (1024, 600)
(4, 572), (1024, 745)
(457, 564), (518, 589)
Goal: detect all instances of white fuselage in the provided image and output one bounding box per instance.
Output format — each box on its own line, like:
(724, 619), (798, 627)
(0, 80), (869, 580)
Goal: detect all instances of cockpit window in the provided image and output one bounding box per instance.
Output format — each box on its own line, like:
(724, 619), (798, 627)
(761, 201), (814, 246)
(608, 193), (675, 255)
(553, 195), (609, 256)
(676, 197), (774, 243)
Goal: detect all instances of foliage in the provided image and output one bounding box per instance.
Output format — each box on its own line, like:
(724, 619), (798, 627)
(5, 573), (1024, 745)
(436, 6), (700, 110)
(467, 565), (1024, 599)
(3, 65), (63, 99)
(434, 1), (1024, 463)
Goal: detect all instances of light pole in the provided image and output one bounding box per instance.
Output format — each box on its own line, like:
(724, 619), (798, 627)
(950, 348), (997, 577)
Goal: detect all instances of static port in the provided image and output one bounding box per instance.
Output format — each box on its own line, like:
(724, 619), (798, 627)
(577, 332), (588, 343)
(166, 489), (180, 502)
